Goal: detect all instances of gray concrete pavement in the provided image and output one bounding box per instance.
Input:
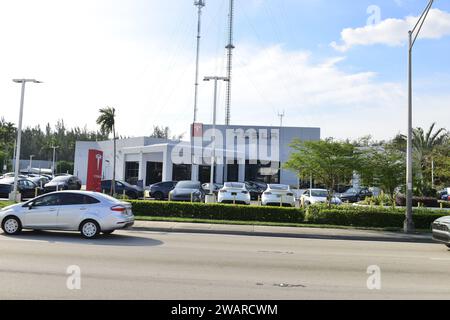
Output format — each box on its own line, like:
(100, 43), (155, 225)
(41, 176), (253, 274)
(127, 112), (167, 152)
(1, 228), (450, 300)
(133, 220), (433, 243)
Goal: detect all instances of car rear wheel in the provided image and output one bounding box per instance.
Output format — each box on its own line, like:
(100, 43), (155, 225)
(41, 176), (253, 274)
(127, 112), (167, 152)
(2, 216), (22, 235)
(80, 220), (100, 239)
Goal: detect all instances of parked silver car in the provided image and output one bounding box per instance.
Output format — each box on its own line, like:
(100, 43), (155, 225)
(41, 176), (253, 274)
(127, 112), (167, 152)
(0, 191), (134, 238)
(432, 216), (450, 248)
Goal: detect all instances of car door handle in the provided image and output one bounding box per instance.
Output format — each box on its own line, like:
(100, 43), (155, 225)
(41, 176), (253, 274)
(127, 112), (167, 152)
(49, 208), (57, 212)
(80, 207), (87, 211)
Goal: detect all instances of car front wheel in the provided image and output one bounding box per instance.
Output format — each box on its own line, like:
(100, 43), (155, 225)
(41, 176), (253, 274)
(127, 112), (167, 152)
(2, 216), (22, 235)
(80, 220), (100, 239)
(446, 244), (450, 249)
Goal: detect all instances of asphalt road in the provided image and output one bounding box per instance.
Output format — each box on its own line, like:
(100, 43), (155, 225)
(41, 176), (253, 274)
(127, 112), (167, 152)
(0, 229), (449, 300)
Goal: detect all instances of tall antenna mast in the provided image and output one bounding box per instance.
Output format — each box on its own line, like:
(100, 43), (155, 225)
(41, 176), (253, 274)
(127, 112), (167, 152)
(278, 111), (285, 127)
(225, 0), (235, 126)
(193, 0), (206, 124)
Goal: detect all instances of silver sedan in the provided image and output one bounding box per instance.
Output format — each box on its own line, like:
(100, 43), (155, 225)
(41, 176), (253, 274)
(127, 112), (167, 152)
(432, 216), (450, 248)
(0, 191), (134, 238)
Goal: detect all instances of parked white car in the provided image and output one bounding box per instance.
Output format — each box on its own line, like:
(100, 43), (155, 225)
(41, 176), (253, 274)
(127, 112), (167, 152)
(0, 191), (134, 238)
(218, 182), (251, 205)
(261, 184), (296, 207)
(300, 189), (342, 206)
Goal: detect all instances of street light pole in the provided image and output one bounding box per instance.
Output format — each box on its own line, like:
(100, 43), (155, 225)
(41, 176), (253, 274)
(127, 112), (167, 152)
(10, 79), (42, 202)
(405, 0), (434, 233)
(204, 76), (229, 196)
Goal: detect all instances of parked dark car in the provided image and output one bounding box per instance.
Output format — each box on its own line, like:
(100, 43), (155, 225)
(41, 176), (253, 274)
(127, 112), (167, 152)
(243, 182), (263, 201)
(245, 181), (268, 200)
(201, 183), (223, 195)
(169, 181), (205, 202)
(27, 175), (50, 188)
(437, 188), (449, 201)
(44, 175), (82, 193)
(338, 187), (373, 203)
(0, 177), (44, 199)
(101, 180), (144, 199)
(147, 181), (178, 200)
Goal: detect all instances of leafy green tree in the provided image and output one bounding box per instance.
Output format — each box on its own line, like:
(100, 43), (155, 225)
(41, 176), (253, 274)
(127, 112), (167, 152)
(97, 107), (117, 195)
(433, 143), (450, 187)
(390, 123), (449, 194)
(57, 161), (74, 175)
(413, 123), (448, 182)
(358, 146), (405, 201)
(285, 139), (360, 204)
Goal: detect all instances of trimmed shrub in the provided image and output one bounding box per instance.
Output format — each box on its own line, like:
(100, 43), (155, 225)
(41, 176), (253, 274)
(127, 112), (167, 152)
(129, 200), (305, 224)
(0, 201), (14, 209)
(128, 200), (448, 229)
(305, 204), (448, 229)
(438, 201), (450, 209)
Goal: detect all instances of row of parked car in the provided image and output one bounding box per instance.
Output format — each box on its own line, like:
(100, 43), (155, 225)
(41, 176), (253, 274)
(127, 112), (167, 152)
(145, 181), (378, 207)
(0, 173), (82, 199)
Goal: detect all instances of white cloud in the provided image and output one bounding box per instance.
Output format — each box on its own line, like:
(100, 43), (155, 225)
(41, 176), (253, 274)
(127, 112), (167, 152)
(331, 8), (450, 52)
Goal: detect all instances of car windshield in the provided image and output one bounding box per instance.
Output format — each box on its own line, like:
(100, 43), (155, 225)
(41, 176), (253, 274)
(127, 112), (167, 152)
(269, 184), (289, 191)
(225, 183), (244, 189)
(176, 181), (200, 189)
(345, 188), (358, 193)
(311, 190), (329, 197)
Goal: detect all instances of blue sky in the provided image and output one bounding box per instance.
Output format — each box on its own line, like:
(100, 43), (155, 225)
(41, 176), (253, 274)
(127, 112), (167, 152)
(0, 0), (449, 140)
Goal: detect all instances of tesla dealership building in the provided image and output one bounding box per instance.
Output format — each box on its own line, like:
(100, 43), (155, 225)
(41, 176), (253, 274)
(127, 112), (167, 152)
(74, 124), (320, 188)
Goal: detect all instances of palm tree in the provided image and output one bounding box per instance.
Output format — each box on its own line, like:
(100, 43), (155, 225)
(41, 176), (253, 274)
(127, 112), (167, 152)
(96, 107), (117, 195)
(412, 123), (448, 188)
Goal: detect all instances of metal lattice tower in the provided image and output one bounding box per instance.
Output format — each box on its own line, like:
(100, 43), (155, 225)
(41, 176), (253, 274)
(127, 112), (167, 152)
(225, 0), (235, 126)
(193, 0), (206, 124)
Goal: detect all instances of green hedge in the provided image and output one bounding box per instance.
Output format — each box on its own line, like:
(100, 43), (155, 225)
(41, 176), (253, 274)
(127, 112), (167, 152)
(129, 200), (305, 224)
(439, 201), (450, 209)
(305, 204), (448, 229)
(0, 201), (14, 209)
(128, 200), (449, 229)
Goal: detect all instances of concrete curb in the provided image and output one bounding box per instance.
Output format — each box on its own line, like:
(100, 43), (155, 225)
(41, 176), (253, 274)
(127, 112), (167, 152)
(131, 221), (434, 244)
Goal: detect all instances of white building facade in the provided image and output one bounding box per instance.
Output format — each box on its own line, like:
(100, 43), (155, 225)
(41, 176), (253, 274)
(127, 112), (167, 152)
(74, 124), (320, 187)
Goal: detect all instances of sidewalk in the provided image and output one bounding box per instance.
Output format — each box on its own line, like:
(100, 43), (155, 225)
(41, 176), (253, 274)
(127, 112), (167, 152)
(132, 220), (434, 243)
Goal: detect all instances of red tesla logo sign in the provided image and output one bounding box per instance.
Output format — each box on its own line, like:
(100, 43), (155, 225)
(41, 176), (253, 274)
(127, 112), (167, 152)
(192, 123), (203, 137)
(86, 149), (103, 192)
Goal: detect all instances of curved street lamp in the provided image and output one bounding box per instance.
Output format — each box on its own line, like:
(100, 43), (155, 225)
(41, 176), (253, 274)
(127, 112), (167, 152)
(405, 0), (434, 233)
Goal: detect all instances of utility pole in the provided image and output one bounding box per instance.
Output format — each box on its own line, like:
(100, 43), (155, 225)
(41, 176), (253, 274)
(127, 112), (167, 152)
(193, 0), (206, 124)
(225, 0), (235, 126)
(204, 76), (229, 196)
(405, 0), (434, 233)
